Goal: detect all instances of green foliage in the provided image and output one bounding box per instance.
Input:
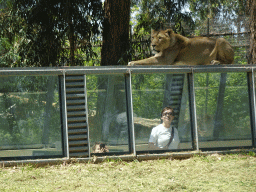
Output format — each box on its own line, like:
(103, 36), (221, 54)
(189, 0), (247, 21)
(0, 0), (23, 67)
(195, 72), (251, 138)
(0, 76), (61, 146)
(2, 0), (104, 67)
(132, 74), (165, 119)
(234, 47), (248, 65)
(247, 151), (256, 157)
(133, 0), (194, 33)
(0, 38), (20, 67)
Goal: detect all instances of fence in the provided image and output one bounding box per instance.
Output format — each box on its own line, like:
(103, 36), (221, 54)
(0, 65), (255, 165)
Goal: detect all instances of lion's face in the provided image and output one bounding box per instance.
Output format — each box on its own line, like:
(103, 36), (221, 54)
(151, 29), (174, 52)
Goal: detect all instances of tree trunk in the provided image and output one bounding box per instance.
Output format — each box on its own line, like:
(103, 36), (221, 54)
(42, 76), (55, 145)
(249, 0), (256, 64)
(101, 0), (130, 66)
(97, 0), (130, 143)
(213, 73), (227, 140)
(67, 0), (75, 66)
(101, 76), (116, 141)
(68, 22), (75, 66)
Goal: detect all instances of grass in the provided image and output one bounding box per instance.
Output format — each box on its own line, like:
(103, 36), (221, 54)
(0, 153), (255, 192)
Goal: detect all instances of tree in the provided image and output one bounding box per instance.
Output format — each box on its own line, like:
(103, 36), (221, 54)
(12, 0), (103, 67)
(95, 0), (131, 142)
(248, 0), (256, 64)
(101, 0), (131, 66)
(0, 0), (23, 67)
(133, 0), (194, 35)
(189, 0), (248, 34)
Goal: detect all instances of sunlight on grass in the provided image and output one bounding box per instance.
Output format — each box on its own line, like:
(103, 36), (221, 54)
(0, 154), (255, 191)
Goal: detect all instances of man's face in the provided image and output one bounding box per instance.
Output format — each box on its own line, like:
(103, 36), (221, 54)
(94, 144), (102, 153)
(161, 109), (174, 123)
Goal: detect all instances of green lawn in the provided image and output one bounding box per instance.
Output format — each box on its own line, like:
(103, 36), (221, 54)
(0, 153), (255, 191)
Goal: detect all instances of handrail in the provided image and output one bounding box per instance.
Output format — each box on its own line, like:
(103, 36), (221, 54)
(0, 64), (255, 76)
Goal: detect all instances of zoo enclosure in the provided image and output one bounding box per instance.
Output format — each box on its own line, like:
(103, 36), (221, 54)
(0, 65), (256, 162)
(130, 16), (251, 65)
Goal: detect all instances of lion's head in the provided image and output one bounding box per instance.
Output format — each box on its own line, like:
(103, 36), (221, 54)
(151, 29), (175, 53)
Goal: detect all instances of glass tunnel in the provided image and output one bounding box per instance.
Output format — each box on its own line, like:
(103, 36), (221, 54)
(0, 65), (255, 160)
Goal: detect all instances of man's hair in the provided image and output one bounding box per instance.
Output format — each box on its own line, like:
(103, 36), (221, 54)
(92, 142), (109, 153)
(161, 106), (174, 117)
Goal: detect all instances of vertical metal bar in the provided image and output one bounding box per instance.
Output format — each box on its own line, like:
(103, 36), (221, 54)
(247, 71), (256, 147)
(205, 74), (209, 115)
(187, 72), (199, 151)
(60, 71), (69, 159)
(84, 75), (91, 157)
(125, 71), (136, 156)
(207, 18), (210, 37)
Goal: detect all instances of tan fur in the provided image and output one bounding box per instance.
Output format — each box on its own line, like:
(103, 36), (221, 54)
(128, 29), (234, 66)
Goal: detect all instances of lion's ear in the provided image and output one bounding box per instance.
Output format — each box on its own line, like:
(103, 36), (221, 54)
(165, 29), (173, 37)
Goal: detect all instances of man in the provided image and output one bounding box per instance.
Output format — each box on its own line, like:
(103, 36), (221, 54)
(92, 142), (109, 153)
(148, 107), (180, 150)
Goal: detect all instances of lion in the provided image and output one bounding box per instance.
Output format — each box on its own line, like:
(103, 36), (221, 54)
(128, 29), (234, 66)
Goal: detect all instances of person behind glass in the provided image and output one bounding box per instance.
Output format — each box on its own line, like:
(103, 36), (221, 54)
(148, 106), (180, 150)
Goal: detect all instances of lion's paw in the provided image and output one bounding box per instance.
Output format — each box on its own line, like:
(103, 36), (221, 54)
(211, 60), (221, 65)
(128, 61), (135, 66)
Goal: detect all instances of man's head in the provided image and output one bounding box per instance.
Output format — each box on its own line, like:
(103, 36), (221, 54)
(161, 106), (175, 117)
(92, 142), (109, 153)
(161, 106), (175, 125)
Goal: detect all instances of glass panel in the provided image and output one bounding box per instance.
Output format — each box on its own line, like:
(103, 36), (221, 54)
(195, 73), (252, 148)
(132, 74), (192, 151)
(87, 75), (129, 153)
(0, 76), (63, 158)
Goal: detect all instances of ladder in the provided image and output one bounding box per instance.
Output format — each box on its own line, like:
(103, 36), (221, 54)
(163, 74), (185, 128)
(65, 75), (89, 157)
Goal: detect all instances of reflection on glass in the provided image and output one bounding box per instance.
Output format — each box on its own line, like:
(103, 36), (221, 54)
(194, 73), (252, 148)
(0, 76), (62, 158)
(132, 74), (192, 151)
(87, 75), (129, 153)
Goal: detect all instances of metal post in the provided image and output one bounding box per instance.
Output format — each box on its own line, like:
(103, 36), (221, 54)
(125, 70), (136, 156)
(247, 71), (256, 147)
(187, 72), (199, 151)
(205, 17), (210, 115)
(60, 71), (70, 159)
(84, 75), (91, 157)
(207, 18), (210, 37)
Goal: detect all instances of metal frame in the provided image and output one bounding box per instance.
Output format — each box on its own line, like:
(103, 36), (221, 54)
(125, 70), (136, 156)
(0, 64), (255, 76)
(187, 72), (199, 151)
(0, 64), (256, 161)
(60, 73), (69, 158)
(84, 75), (91, 157)
(247, 71), (256, 147)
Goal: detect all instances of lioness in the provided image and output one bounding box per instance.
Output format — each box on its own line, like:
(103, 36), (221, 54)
(128, 29), (234, 66)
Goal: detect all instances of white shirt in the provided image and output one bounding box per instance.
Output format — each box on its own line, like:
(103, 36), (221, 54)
(149, 124), (180, 149)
